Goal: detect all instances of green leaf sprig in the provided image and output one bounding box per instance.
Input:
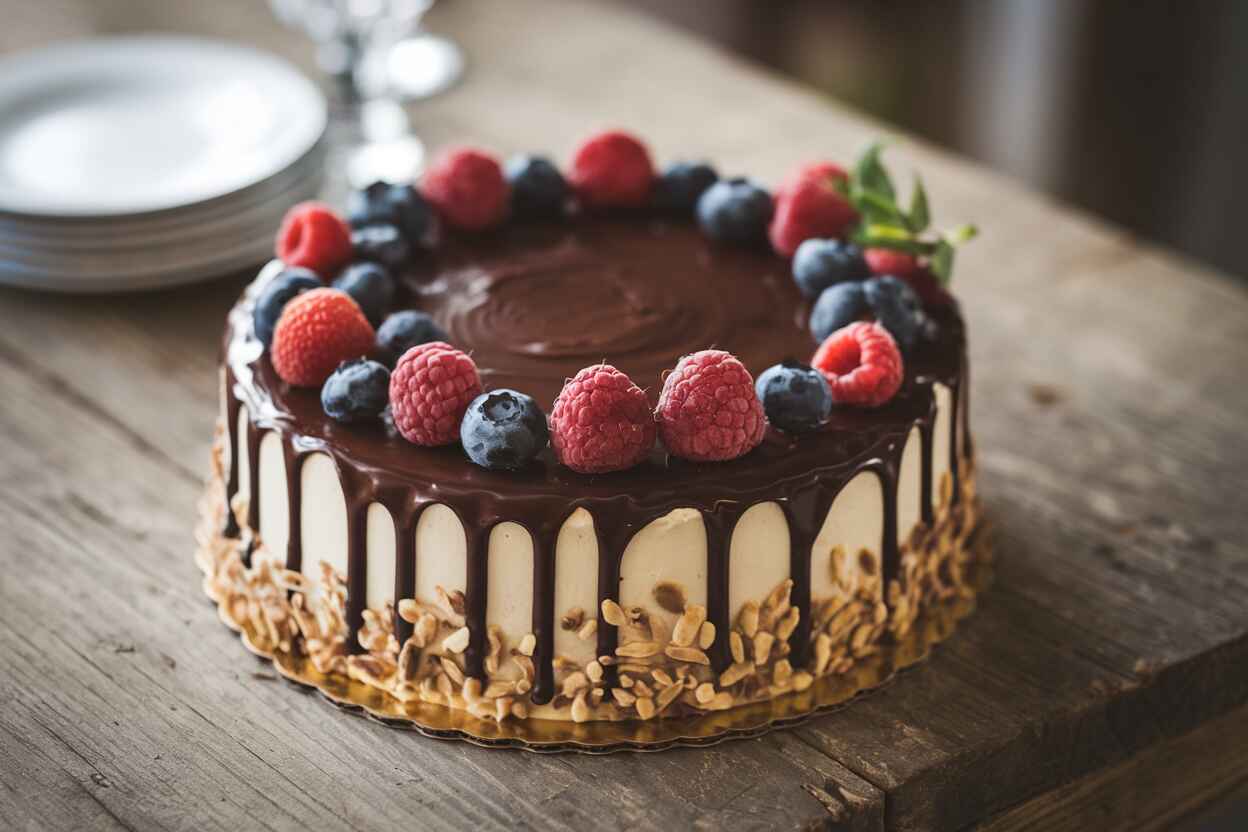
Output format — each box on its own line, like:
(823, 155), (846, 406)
(834, 142), (977, 285)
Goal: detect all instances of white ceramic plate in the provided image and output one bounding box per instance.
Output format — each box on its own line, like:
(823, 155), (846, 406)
(0, 36), (327, 218)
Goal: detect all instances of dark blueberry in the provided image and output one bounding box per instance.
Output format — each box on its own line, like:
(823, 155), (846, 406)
(320, 358), (391, 423)
(652, 161), (719, 216)
(351, 224), (411, 270)
(792, 239), (869, 299)
(810, 281), (868, 343)
(863, 275), (927, 350)
(375, 310), (450, 366)
(332, 262), (395, 326)
(347, 181), (434, 244)
(460, 389), (550, 471)
(253, 266), (321, 347)
(755, 361), (833, 434)
(505, 155), (568, 219)
(696, 178), (773, 245)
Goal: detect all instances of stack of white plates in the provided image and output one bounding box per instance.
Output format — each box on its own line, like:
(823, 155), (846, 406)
(0, 36), (328, 292)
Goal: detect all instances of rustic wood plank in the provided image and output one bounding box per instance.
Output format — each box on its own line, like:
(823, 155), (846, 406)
(975, 703), (1248, 832)
(0, 347), (874, 830)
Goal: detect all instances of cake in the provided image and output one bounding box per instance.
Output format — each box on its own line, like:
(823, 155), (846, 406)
(198, 132), (984, 740)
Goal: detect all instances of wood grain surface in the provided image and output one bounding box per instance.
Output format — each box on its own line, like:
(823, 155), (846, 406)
(1, 1), (1246, 830)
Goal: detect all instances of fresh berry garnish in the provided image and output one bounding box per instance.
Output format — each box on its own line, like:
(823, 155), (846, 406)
(652, 161), (719, 216)
(350, 224), (411, 270)
(270, 288), (376, 388)
(768, 165), (857, 257)
(420, 146), (509, 231)
(696, 178), (773, 245)
(375, 310), (450, 367)
(275, 202), (354, 277)
(505, 155), (569, 219)
(332, 262), (395, 325)
(792, 239), (869, 299)
(810, 280), (868, 343)
(754, 361), (833, 434)
(812, 322), (904, 408)
(460, 389), (550, 471)
(863, 275), (927, 351)
(346, 181), (434, 245)
(656, 350), (766, 462)
(568, 130), (655, 209)
(549, 364), (656, 474)
(389, 342), (482, 446)
(321, 358), (391, 423)
(864, 247), (919, 279)
(253, 266), (322, 347)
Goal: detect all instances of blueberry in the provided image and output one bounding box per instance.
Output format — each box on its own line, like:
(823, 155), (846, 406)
(652, 161), (719, 216)
(505, 155), (568, 219)
(755, 361), (833, 434)
(863, 275), (926, 350)
(253, 266), (321, 347)
(792, 239), (869, 299)
(320, 359), (391, 423)
(810, 281), (868, 342)
(332, 263), (395, 326)
(696, 178), (773, 245)
(351, 224), (411, 270)
(375, 310), (450, 366)
(347, 181), (434, 244)
(460, 389), (550, 471)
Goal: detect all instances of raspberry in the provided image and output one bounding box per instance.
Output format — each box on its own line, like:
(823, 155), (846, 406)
(389, 342), (483, 446)
(568, 130), (655, 209)
(864, 247), (919, 278)
(276, 202), (353, 277)
(656, 350), (766, 462)
(270, 288), (376, 388)
(549, 364), (656, 473)
(811, 322), (904, 408)
(420, 147), (509, 231)
(864, 248), (950, 308)
(769, 163), (857, 257)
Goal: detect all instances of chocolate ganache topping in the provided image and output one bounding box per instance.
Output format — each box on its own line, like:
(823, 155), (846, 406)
(222, 215), (970, 701)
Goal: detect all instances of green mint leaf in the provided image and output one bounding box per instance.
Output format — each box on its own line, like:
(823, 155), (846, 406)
(854, 142), (895, 201)
(854, 188), (906, 225)
(930, 240), (955, 285)
(947, 223), (978, 244)
(853, 228), (928, 255)
(907, 176), (930, 232)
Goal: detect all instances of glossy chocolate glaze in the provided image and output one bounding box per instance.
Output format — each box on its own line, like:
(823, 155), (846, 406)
(221, 216), (969, 705)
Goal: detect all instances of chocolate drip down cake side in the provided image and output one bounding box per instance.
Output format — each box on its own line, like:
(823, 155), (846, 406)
(197, 132), (988, 749)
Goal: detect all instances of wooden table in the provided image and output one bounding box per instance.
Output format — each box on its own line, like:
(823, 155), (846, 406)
(2, 1), (1247, 829)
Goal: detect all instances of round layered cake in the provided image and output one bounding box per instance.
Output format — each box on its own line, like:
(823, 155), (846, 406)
(198, 134), (984, 743)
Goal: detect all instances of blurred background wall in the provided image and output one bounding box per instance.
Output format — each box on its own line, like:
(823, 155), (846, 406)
(614, 0), (1248, 280)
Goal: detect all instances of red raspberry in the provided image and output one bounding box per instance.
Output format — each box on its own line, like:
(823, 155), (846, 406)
(656, 350), (766, 462)
(811, 322), (904, 408)
(276, 202), (353, 277)
(421, 147), (509, 231)
(568, 130), (655, 208)
(389, 342), (483, 446)
(270, 288), (375, 388)
(769, 162), (857, 257)
(549, 364), (656, 473)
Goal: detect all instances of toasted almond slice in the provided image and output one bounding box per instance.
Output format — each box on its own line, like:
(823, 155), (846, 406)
(484, 680), (516, 698)
(665, 644), (710, 665)
(571, 692), (590, 723)
(792, 671), (814, 692)
(698, 621), (716, 650)
(586, 660), (604, 684)
(651, 668), (675, 688)
(635, 696), (656, 720)
(772, 658), (793, 687)
(601, 599), (626, 627)
(632, 679), (654, 698)
(611, 687), (637, 707)
(515, 678), (532, 694)
(738, 601), (760, 638)
(671, 603), (707, 647)
(656, 682), (683, 711)
(518, 633), (537, 657)
(562, 671), (589, 697)
(495, 697), (513, 722)
(440, 656), (465, 685)
(776, 606), (800, 641)
(695, 682), (716, 704)
(462, 677), (482, 703)
(442, 626), (470, 654)
(718, 661), (755, 688)
(706, 691), (734, 711)
(615, 640), (661, 658)
(753, 631), (775, 664)
(511, 700), (528, 720)
(577, 619), (597, 641)
(730, 631), (745, 664)
(813, 632), (833, 675)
